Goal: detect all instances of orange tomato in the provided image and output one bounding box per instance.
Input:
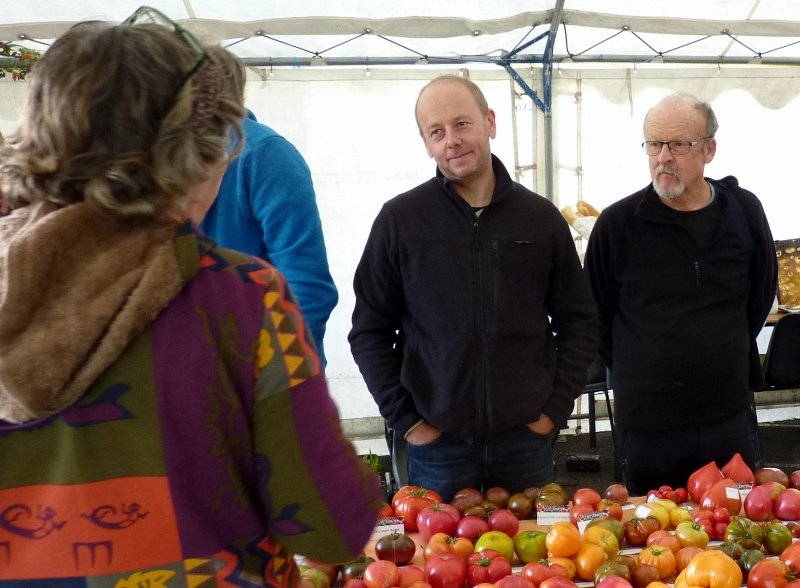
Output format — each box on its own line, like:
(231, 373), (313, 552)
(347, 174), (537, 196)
(646, 529), (681, 555)
(571, 542), (607, 581)
(424, 533), (474, 561)
(637, 545), (677, 580)
(675, 546), (704, 572)
(546, 556), (577, 579)
(673, 549), (741, 588)
(583, 526), (619, 558)
(545, 521), (582, 558)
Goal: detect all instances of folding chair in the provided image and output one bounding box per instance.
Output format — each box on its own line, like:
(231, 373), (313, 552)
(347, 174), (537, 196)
(762, 313), (800, 390)
(384, 423), (408, 494)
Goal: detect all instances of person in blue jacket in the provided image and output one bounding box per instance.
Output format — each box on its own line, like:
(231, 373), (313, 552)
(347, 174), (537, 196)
(202, 49), (338, 364)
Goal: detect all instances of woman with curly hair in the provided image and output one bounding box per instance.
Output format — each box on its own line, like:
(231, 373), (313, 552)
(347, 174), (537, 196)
(0, 9), (381, 586)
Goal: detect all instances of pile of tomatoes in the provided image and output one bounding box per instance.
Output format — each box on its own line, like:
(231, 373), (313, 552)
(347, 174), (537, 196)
(302, 464), (800, 588)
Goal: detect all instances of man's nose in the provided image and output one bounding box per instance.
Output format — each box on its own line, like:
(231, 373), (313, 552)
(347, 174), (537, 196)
(445, 130), (460, 147)
(657, 143), (674, 163)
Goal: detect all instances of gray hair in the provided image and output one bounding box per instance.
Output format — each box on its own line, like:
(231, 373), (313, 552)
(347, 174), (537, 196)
(646, 92), (719, 138)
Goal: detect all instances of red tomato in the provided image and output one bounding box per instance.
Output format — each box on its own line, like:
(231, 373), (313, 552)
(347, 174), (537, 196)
(700, 478), (741, 515)
(424, 553), (468, 588)
(595, 577), (633, 588)
(721, 452), (755, 484)
(466, 549), (513, 586)
(780, 541), (800, 573)
(363, 560), (400, 588)
(674, 487), (689, 504)
(572, 488), (602, 508)
(488, 508), (520, 538)
(521, 562), (570, 586)
(455, 515), (491, 543)
(494, 575), (536, 588)
(568, 503), (595, 527)
(744, 485), (775, 522)
(712, 507), (731, 524)
(538, 576), (579, 588)
(398, 565), (427, 588)
(748, 559), (795, 588)
(687, 461), (724, 503)
(394, 487), (444, 532)
(417, 503), (461, 541)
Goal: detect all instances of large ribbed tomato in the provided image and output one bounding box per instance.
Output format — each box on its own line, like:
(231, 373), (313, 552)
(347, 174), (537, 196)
(637, 545), (676, 580)
(673, 549), (742, 588)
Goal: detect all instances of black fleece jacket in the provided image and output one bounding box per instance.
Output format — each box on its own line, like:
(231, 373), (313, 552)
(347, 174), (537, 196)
(349, 156), (598, 441)
(584, 176), (777, 431)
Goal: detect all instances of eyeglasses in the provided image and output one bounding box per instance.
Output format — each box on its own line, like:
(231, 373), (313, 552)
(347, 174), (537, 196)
(641, 138), (709, 156)
(123, 6), (208, 85)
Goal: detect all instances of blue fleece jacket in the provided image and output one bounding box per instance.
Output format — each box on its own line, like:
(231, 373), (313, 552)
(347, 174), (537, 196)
(202, 111), (338, 364)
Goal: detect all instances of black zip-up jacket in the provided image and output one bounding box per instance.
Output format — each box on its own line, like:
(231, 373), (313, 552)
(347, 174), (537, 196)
(584, 176), (777, 431)
(349, 156), (598, 441)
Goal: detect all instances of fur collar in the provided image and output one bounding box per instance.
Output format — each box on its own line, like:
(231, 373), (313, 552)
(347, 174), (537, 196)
(0, 202), (183, 423)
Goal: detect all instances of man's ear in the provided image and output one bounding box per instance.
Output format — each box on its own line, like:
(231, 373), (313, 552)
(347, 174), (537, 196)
(705, 137), (717, 163)
(419, 128), (434, 158)
(487, 108), (497, 140)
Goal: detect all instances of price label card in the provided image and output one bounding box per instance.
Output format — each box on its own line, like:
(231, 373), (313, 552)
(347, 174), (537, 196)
(536, 505), (570, 526)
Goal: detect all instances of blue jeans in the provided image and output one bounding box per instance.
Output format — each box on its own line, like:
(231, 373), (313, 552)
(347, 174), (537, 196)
(406, 427), (555, 502)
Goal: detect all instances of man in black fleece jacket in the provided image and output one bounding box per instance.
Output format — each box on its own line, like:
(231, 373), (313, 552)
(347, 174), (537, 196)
(349, 75), (597, 501)
(584, 92), (777, 495)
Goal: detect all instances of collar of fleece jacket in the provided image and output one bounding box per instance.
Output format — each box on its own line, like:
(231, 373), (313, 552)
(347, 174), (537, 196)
(0, 202), (188, 423)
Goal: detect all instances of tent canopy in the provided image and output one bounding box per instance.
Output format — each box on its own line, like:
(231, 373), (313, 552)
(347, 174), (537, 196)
(4, 1), (800, 67)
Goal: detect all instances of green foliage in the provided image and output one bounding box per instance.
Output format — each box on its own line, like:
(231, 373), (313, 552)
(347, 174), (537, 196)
(1, 42), (42, 80)
(361, 449), (381, 473)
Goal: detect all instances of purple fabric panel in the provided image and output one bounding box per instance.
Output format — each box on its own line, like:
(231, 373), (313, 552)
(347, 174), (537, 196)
(290, 375), (382, 554)
(152, 269), (266, 556)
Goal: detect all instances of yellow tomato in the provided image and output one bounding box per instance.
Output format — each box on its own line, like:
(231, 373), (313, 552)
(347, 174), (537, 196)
(572, 542), (607, 581)
(545, 521), (582, 558)
(669, 506), (693, 528)
(654, 498), (678, 512)
(645, 583), (671, 588)
(582, 526), (619, 558)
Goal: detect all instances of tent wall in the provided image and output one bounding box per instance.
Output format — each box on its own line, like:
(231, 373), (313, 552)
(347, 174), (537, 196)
(1, 64), (797, 423)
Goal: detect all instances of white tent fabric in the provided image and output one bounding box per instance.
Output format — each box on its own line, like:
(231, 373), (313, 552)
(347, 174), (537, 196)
(4, 1), (800, 65)
(2, 2), (798, 426)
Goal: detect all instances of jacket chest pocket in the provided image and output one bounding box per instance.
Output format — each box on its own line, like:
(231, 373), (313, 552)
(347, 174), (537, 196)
(489, 239), (550, 320)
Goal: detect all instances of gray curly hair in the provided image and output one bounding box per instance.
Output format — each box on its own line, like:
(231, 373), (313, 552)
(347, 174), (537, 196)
(0, 21), (245, 219)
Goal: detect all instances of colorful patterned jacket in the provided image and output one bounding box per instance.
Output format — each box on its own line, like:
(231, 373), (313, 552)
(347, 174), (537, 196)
(0, 202), (382, 586)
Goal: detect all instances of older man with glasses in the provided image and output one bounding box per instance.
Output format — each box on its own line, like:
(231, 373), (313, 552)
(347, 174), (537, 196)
(584, 92), (777, 495)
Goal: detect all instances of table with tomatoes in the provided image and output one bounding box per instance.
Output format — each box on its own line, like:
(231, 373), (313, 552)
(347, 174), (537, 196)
(345, 462), (800, 588)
